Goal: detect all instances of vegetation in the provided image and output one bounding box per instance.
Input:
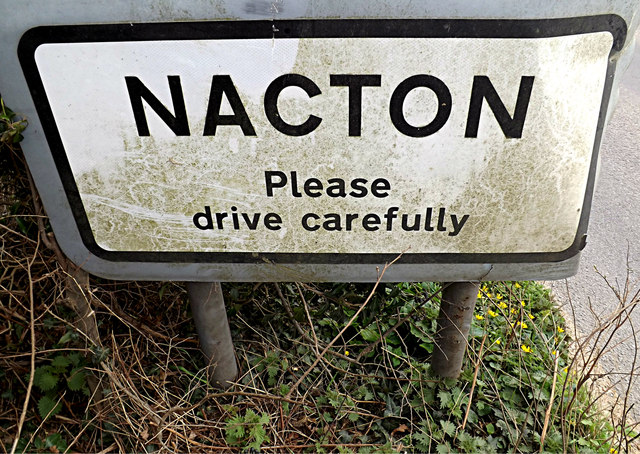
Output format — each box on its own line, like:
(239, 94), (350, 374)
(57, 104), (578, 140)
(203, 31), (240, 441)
(1, 100), (638, 452)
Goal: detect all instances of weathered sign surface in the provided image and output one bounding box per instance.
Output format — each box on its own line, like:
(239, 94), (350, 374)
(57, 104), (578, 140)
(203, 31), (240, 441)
(4, 11), (632, 281)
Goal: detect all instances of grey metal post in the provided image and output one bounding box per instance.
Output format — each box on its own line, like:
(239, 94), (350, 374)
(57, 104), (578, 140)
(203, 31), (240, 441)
(187, 282), (238, 388)
(431, 282), (480, 379)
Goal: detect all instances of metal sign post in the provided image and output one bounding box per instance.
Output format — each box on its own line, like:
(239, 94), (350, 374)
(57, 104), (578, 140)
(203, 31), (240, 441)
(187, 282), (237, 387)
(432, 282), (481, 378)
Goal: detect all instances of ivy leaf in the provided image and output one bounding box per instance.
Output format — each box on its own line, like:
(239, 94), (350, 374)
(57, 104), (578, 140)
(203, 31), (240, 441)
(359, 325), (380, 342)
(45, 433), (68, 451)
(38, 395), (62, 420)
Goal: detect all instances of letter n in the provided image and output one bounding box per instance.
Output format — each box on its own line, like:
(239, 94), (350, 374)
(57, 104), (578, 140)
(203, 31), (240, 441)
(465, 75), (534, 139)
(125, 76), (190, 136)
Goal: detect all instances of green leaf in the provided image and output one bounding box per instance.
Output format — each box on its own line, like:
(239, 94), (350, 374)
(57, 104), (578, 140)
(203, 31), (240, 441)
(356, 385), (374, 401)
(244, 408), (258, 423)
(51, 355), (72, 371)
(441, 420), (456, 437)
(575, 437), (590, 447)
(34, 437), (45, 450)
(438, 390), (452, 409)
(267, 363), (279, 386)
(224, 414), (245, 444)
(45, 433), (68, 451)
(248, 422), (268, 449)
(457, 431), (477, 452)
(158, 283), (170, 300)
(38, 395), (62, 420)
(360, 325), (380, 342)
(68, 353), (83, 367)
(34, 367), (59, 392)
(57, 331), (76, 345)
(436, 442), (451, 454)
(67, 368), (87, 392)
(486, 423), (495, 435)
(414, 430), (432, 453)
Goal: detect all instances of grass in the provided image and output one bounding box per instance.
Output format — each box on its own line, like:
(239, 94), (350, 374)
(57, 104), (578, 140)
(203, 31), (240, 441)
(1, 100), (639, 452)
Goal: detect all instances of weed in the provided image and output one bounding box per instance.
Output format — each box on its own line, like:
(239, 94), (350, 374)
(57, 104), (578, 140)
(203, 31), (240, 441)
(0, 99), (27, 149)
(224, 408), (270, 449)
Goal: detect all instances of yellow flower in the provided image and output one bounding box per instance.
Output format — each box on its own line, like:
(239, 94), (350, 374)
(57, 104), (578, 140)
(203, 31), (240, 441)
(345, 350), (350, 356)
(511, 308), (517, 314)
(515, 282), (521, 289)
(552, 350), (557, 356)
(520, 301), (525, 307)
(487, 293), (493, 298)
(517, 321), (528, 329)
(558, 327), (565, 333)
(495, 339), (501, 345)
(488, 310), (498, 317)
(482, 285), (488, 293)
(477, 292), (482, 298)
(521, 345), (532, 353)
(499, 302), (508, 309)
(475, 314), (484, 320)
(610, 448), (619, 454)
(496, 294), (503, 300)
(528, 314), (535, 320)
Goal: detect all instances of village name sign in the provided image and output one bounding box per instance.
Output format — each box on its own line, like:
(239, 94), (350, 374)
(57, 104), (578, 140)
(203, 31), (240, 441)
(0, 11), (629, 281)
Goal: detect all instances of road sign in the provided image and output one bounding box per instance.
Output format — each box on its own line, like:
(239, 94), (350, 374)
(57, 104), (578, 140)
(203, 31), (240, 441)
(1, 3), (635, 281)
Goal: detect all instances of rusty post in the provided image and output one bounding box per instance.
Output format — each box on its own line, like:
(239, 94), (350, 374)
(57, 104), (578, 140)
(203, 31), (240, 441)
(431, 282), (480, 378)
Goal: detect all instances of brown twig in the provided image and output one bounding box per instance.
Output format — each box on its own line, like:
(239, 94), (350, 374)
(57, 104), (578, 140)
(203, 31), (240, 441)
(9, 233), (40, 454)
(275, 283), (313, 348)
(275, 282), (359, 365)
(461, 335), (486, 431)
(296, 282), (319, 352)
(539, 355), (560, 451)
(285, 253), (404, 400)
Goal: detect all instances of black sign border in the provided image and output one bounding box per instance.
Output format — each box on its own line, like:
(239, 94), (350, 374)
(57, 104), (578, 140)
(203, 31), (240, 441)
(18, 16), (627, 265)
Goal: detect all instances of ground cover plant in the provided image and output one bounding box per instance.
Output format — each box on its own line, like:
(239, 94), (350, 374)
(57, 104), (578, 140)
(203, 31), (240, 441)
(1, 100), (639, 452)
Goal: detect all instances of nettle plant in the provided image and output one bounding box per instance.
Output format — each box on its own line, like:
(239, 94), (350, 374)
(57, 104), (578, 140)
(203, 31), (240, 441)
(30, 352), (91, 420)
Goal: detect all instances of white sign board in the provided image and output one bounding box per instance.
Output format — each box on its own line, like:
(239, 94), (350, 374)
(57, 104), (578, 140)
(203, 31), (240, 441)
(15, 17), (627, 280)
